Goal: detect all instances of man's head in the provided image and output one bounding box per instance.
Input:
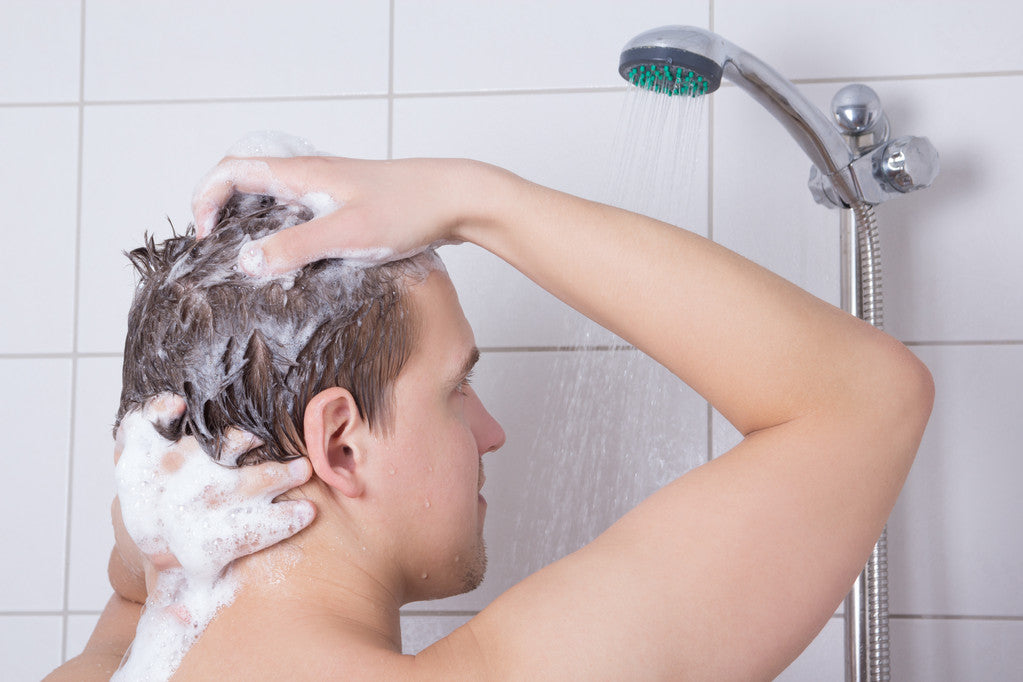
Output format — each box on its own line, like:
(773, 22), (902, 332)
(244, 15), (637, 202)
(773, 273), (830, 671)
(117, 192), (436, 465)
(116, 192), (505, 602)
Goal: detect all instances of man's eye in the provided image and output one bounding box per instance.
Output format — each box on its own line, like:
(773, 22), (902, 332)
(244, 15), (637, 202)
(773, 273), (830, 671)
(457, 370), (476, 395)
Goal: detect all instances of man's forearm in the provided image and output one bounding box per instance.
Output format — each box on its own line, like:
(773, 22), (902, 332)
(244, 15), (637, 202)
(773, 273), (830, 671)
(44, 594), (141, 681)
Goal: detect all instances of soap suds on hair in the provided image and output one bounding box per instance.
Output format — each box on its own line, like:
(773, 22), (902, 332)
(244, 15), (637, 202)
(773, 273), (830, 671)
(112, 406), (308, 682)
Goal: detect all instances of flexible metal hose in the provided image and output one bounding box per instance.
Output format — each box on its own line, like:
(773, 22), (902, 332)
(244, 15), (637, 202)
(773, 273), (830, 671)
(852, 202), (890, 682)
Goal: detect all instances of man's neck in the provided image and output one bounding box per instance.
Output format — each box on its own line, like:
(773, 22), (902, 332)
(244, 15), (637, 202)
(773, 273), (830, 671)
(245, 537), (404, 645)
(171, 512), (408, 679)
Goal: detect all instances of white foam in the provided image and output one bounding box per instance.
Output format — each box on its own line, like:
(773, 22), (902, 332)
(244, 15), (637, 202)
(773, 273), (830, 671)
(224, 130), (330, 159)
(112, 408), (305, 681)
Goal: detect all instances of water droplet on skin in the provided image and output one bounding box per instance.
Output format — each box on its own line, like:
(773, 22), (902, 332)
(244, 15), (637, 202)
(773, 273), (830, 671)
(421, 573), (428, 580)
(387, 466), (396, 476)
(424, 499), (431, 509)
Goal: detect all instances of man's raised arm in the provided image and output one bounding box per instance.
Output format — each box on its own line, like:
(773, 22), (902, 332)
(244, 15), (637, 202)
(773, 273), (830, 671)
(195, 156), (933, 680)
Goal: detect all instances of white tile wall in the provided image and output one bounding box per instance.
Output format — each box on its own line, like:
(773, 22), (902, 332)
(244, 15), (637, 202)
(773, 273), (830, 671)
(877, 75), (1023, 342)
(6, 1), (1020, 679)
(393, 0), (709, 93)
(890, 617), (1023, 682)
(399, 613), (473, 655)
(0, 0), (80, 103)
(715, 0), (1023, 79)
(0, 360), (71, 611)
(0, 107), (79, 353)
(0, 616), (63, 682)
(713, 83), (841, 305)
(84, 0), (389, 100)
(889, 345), (1023, 617)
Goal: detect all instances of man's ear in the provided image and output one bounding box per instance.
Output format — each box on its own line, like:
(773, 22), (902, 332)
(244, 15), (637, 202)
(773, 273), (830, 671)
(303, 387), (368, 498)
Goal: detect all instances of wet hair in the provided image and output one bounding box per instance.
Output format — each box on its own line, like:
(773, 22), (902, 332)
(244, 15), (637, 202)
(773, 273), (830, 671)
(115, 192), (437, 465)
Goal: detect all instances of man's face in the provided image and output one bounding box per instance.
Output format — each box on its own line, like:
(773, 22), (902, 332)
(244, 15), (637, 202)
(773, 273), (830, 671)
(371, 269), (505, 602)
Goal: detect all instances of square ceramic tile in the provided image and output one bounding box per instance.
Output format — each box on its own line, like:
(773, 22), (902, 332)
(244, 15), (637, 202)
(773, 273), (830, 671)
(394, 91), (641, 202)
(0, 360), (71, 610)
(0, 107), (78, 353)
(716, 1), (1023, 79)
(65, 612), (102, 661)
(84, 0), (388, 100)
(774, 616), (844, 682)
(398, 614), (473, 655)
(712, 83), (841, 306)
(888, 345), (1023, 617)
(873, 76), (1023, 343)
(408, 349), (708, 612)
(0, 616), (63, 682)
(67, 357), (123, 611)
(394, 0), (708, 93)
(890, 617), (1023, 681)
(437, 244), (608, 350)
(77, 98), (388, 353)
(397, 90), (709, 347)
(0, 0), (80, 103)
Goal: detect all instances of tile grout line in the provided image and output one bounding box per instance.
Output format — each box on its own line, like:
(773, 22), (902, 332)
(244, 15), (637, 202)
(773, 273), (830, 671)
(387, 0), (395, 159)
(60, 0), (87, 662)
(3, 67), (1022, 111)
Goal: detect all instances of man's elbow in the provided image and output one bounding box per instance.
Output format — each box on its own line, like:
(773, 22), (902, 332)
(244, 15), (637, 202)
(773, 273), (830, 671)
(874, 343), (935, 465)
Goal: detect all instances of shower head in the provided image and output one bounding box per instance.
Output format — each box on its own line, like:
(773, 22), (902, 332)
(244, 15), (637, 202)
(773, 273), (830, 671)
(619, 26), (725, 96)
(618, 25), (861, 204)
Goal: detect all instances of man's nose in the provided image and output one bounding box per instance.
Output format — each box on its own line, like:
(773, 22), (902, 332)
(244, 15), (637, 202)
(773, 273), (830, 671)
(467, 387), (505, 455)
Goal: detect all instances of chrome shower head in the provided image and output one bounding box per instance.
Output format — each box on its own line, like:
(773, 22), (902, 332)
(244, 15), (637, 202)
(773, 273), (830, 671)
(618, 26), (725, 95)
(619, 25), (860, 205)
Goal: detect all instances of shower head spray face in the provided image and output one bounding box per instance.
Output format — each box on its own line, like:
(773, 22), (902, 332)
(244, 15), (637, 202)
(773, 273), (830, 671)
(618, 26), (725, 95)
(621, 60), (714, 96)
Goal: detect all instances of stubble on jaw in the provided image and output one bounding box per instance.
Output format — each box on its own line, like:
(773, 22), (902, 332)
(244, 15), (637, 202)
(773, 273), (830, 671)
(460, 538), (487, 594)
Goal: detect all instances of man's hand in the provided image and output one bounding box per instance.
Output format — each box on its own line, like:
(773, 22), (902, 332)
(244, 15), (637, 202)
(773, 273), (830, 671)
(111, 393), (316, 602)
(191, 155), (492, 273)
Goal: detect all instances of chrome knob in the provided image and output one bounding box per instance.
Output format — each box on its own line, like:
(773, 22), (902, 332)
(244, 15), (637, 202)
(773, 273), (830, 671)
(832, 84), (885, 136)
(877, 136), (940, 193)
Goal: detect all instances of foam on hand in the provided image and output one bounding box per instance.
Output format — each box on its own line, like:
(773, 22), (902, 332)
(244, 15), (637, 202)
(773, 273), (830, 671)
(223, 130), (330, 159)
(112, 399), (311, 682)
(193, 131), (340, 237)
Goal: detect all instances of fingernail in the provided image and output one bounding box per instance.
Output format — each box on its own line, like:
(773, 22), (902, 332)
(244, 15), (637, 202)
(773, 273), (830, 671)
(200, 214), (215, 237)
(239, 240), (268, 276)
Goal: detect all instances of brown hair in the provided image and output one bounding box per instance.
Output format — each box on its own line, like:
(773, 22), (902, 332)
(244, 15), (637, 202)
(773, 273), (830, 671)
(116, 192), (436, 465)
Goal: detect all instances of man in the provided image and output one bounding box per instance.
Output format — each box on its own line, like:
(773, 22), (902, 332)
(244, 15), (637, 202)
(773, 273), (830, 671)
(50, 156), (932, 680)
